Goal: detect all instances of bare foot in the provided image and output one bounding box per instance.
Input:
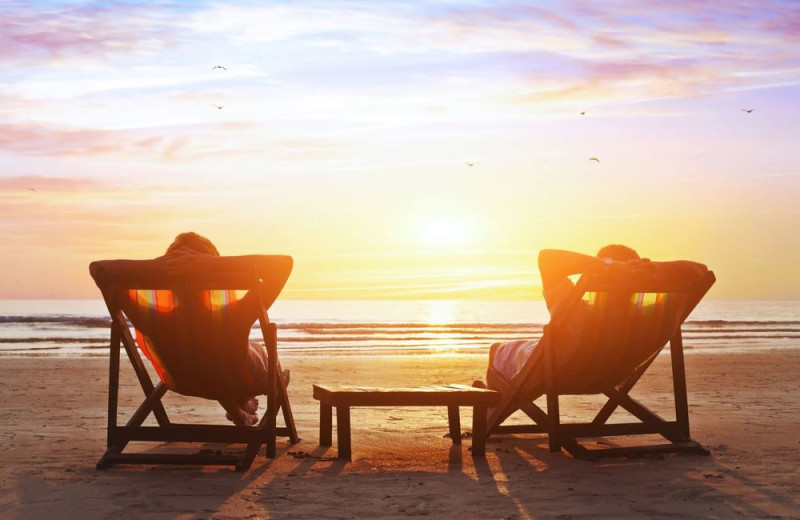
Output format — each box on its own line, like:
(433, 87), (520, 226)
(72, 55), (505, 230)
(239, 411), (258, 426)
(225, 408), (258, 426)
(220, 399), (258, 426)
(240, 397), (259, 415)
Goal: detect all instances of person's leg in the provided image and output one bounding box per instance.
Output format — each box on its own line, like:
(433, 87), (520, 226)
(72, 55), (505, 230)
(485, 339), (540, 389)
(244, 344), (290, 392)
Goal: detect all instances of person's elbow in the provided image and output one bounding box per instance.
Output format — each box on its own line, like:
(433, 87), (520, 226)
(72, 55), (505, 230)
(537, 249), (564, 274)
(537, 249), (554, 268)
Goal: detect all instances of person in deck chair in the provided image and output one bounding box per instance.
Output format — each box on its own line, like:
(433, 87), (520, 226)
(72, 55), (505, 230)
(483, 245), (707, 387)
(122, 232), (284, 427)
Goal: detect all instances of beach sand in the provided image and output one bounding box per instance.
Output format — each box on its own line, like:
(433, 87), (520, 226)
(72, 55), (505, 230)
(1, 350), (799, 519)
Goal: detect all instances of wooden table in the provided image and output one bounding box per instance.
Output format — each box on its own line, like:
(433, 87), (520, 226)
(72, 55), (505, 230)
(312, 384), (500, 460)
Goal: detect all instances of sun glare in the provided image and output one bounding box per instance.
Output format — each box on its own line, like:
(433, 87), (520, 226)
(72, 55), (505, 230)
(422, 216), (472, 246)
(426, 300), (456, 325)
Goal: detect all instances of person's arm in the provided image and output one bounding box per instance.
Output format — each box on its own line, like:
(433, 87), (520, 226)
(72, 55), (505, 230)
(163, 252), (293, 315)
(538, 249), (608, 292)
(161, 251), (292, 280)
(89, 256), (171, 284)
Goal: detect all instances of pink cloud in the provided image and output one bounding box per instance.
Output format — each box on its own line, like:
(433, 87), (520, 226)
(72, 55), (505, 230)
(0, 3), (175, 64)
(0, 120), (350, 165)
(514, 60), (716, 106)
(0, 175), (107, 192)
(592, 32), (631, 50)
(445, 4), (578, 31)
(0, 122), (234, 161)
(762, 6), (800, 41)
(0, 122), (172, 157)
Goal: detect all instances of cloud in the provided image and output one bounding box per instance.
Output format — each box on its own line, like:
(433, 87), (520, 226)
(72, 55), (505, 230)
(0, 1), (180, 65)
(0, 175), (107, 192)
(4, 1), (798, 121)
(0, 122), (186, 159)
(0, 118), (351, 166)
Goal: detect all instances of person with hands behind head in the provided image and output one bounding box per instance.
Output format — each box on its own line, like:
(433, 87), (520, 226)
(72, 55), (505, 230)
(483, 244), (708, 387)
(98, 232), (285, 427)
(487, 244), (643, 386)
(160, 232), (270, 426)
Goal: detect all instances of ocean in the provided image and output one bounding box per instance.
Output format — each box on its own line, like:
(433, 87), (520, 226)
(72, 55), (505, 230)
(0, 299), (798, 358)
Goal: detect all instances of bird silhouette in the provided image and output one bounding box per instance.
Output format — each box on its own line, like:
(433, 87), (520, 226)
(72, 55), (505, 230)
(212, 65), (227, 71)
(28, 188), (36, 192)
(580, 111), (586, 115)
(212, 104), (224, 109)
(741, 108), (754, 113)
(588, 157), (600, 162)
(465, 162), (474, 167)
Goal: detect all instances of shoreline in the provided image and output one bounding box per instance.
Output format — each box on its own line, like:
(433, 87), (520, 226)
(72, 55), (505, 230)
(2, 350), (799, 518)
(2, 343), (799, 360)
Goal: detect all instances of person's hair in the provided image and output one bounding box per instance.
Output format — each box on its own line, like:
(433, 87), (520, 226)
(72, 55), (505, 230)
(165, 232), (220, 256)
(596, 244), (639, 261)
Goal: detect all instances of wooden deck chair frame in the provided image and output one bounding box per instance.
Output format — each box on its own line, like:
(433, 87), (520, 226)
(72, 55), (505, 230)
(486, 270), (715, 460)
(91, 257), (299, 471)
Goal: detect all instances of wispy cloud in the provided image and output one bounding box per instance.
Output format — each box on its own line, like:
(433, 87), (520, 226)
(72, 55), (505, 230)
(0, 175), (107, 192)
(0, 122), (192, 159)
(0, 121), (345, 163)
(0, 1), (180, 65)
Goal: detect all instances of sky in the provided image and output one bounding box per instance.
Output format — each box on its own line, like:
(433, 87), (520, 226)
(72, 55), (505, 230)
(1, 0), (799, 300)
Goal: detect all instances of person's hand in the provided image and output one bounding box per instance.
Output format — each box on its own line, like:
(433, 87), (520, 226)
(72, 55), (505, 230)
(600, 258), (656, 285)
(162, 248), (214, 276)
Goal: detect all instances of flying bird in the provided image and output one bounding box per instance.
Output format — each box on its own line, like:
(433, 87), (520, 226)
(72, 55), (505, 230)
(28, 188), (36, 192)
(741, 108), (754, 113)
(580, 111), (586, 115)
(212, 65), (227, 71)
(212, 104), (224, 109)
(588, 157), (600, 162)
(465, 162), (474, 167)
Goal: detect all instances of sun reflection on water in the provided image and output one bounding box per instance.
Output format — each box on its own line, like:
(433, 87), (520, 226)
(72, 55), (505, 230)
(425, 300), (456, 325)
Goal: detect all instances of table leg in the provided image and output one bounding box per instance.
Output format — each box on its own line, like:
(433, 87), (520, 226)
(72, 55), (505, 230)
(471, 405), (487, 456)
(319, 402), (332, 447)
(336, 405), (351, 460)
(447, 405), (461, 445)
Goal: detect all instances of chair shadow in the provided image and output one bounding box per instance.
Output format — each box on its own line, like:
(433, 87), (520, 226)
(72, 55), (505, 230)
(483, 435), (799, 519)
(10, 434), (798, 520)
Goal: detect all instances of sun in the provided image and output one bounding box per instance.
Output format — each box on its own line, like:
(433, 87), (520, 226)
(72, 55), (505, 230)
(422, 216), (472, 246)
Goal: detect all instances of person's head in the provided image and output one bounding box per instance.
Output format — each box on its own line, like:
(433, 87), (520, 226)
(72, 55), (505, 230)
(596, 244), (639, 262)
(166, 232), (219, 256)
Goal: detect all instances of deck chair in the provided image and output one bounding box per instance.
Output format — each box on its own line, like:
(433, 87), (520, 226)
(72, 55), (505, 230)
(486, 265), (715, 460)
(90, 255), (299, 471)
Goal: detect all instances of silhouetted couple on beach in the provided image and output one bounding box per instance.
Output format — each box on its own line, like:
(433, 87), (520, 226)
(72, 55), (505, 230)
(141, 232), (706, 425)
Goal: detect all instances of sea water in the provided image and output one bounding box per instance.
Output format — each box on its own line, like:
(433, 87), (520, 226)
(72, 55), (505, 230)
(0, 299), (798, 357)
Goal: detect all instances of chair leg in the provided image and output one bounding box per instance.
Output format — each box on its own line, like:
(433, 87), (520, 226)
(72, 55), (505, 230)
(276, 362), (299, 444)
(265, 392), (277, 458)
(670, 332), (691, 441)
(239, 443), (261, 472)
(116, 312), (170, 426)
(105, 325), (121, 454)
(546, 392), (561, 453)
